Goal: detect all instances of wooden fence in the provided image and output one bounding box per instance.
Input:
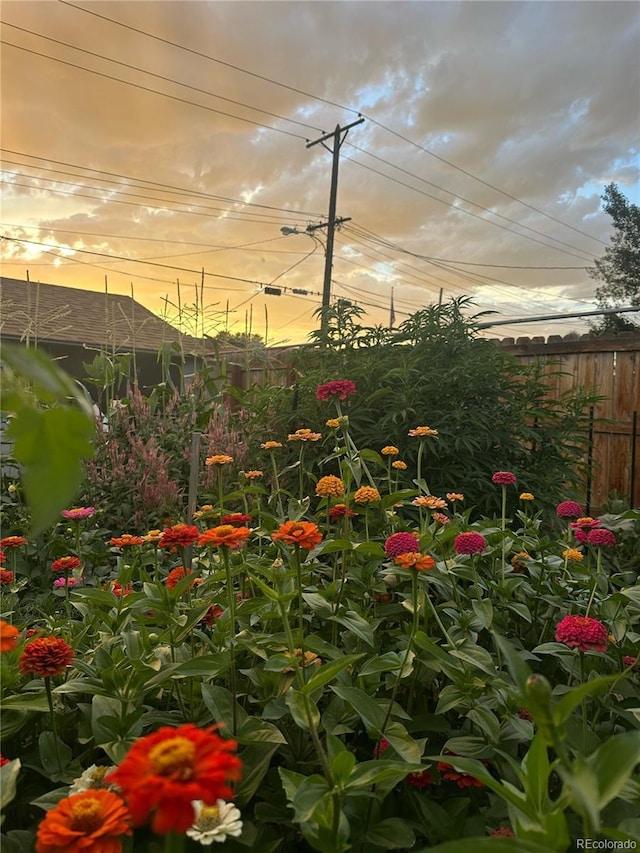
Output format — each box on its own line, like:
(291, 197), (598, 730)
(223, 334), (640, 511)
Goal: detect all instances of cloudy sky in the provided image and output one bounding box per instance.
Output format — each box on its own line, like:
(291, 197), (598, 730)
(1, 0), (638, 344)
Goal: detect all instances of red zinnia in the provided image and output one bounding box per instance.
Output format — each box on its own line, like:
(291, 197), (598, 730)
(19, 636), (74, 677)
(316, 379), (356, 401)
(0, 535), (28, 548)
(0, 621), (20, 653)
(623, 656), (639, 672)
(51, 556), (81, 574)
(159, 524), (200, 552)
(406, 769), (432, 789)
(108, 581), (133, 598)
(384, 532), (420, 559)
(0, 549), (5, 564)
(372, 738), (390, 758)
(491, 471), (517, 485)
(272, 521), (323, 550)
(438, 758), (484, 788)
(0, 754), (10, 767)
(556, 500), (584, 518)
(0, 569), (14, 586)
(328, 504), (356, 521)
(165, 567), (201, 590)
(35, 788), (131, 853)
(220, 513), (252, 526)
(490, 827), (515, 838)
(587, 528), (617, 547)
(106, 724), (242, 834)
(454, 532), (487, 555)
(555, 614), (608, 653)
(198, 525), (251, 549)
(201, 605), (225, 626)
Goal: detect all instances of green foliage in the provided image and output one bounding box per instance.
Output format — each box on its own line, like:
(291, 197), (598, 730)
(589, 183), (640, 334)
(1, 345), (95, 534)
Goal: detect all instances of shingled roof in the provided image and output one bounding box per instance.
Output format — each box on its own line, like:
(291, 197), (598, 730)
(0, 277), (201, 353)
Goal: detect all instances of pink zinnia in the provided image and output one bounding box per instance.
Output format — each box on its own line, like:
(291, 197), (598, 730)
(454, 532), (487, 555)
(492, 471), (517, 485)
(555, 615), (608, 653)
(53, 577), (79, 589)
(61, 507), (95, 520)
(316, 380), (356, 401)
(587, 529), (617, 547)
(373, 738), (390, 758)
(384, 532), (420, 559)
(556, 500), (583, 518)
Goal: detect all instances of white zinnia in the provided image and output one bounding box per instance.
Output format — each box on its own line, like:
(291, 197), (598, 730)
(186, 799), (243, 845)
(69, 764), (117, 793)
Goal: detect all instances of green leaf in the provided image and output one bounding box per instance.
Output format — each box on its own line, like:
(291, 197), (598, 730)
(0, 759), (21, 810)
(472, 598), (494, 629)
(521, 732), (553, 813)
(201, 684), (248, 734)
(38, 731), (72, 775)
(9, 406), (94, 535)
(492, 632), (533, 691)
(416, 840), (550, 853)
(587, 730), (640, 809)
(364, 818), (416, 849)
(235, 743), (280, 806)
(331, 685), (385, 731)
(0, 693), (49, 712)
(172, 652), (231, 678)
(329, 611), (375, 647)
(316, 538), (353, 555)
(552, 675), (621, 727)
(1, 344), (94, 413)
(301, 654), (364, 696)
(345, 760), (424, 791)
(236, 717), (286, 745)
(466, 707), (500, 743)
(285, 688), (319, 730)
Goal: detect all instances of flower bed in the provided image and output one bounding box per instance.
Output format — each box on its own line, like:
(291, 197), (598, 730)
(1, 380), (639, 853)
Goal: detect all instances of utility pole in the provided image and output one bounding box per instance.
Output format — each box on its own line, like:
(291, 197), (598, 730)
(306, 117), (364, 331)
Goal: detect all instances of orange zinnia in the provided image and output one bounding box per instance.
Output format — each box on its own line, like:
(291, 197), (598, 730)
(205, 454), (234, 466)
(354, 486), (381, 504)
(198, 525), (251, 549)
(393, 552), (436, 572)
(106, 724), (242, 835)
(408, 425), (438, 438)
(35, 788), (131, 853)
(271, 521), (323, 550)
(109, 534), (145, 548)
(315, 475), (345, 498)
(0, 620), (20, 653)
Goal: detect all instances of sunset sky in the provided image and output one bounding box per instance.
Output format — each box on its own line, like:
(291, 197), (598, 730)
(1, 0), (638, 344)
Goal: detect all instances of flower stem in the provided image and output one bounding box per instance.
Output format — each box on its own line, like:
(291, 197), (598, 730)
(164, 832), (186, 853)
(44, 676), (64, 773)
(222, 546), (238, 736)
(500, 484), (507, 581)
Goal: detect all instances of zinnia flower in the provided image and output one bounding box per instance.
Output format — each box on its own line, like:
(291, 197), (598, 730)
(0, 755), (11, 767)
(372, 738), (390, 758)
(587, 528), (617, 547)
(198, 525), (251, 549)
(381, 446), (399, 456)
(0, 569), (14, 585)
(106, 724), (242, 834)
(0, 549), (5, 564)
(0, 621), (20, 652)
(35, 789), (131, 853)
(144, 529), (163, 543)
(519, 492), (534, 501)
(69, 764), (118, 794)
(384, 532), (420, 559)
(326, 418), (340, 428)
(205, 455), (234, 466)
(446, 493), (464, 502)
(392, 460), (407, 470)
(51, 556), (81, 574)
(570, 517), (601, 530)
(406, 770), (432, 789)
(354, 486), (381, 504)
(186, 799), (243, 845)
(108, 581), (133, 598)
(555, 614), (609, 652)
(454, 532), (487, 555)
(412, 496), (447, 510)
(201, 605), (225, 627)
(165, 567), (201, 590)
(260, 441), (282, 450)
(562, 548), (584, 563)
(272, 521), (322, 550)
(438, 758), (484, 788)
(408, 425), (438, 437)
(490, 827), (515, 838)
(623, 655), (640, 673)
(61, 507), (95, 521)
(393, 552), (436, 572)
(0, 535), (28, 548)
(432, 512), (450, 525)
(556, 500), (584, 518)
(220, 513), (252, 526)
(242, 470), (263, 480)
(19, 636), (74, 677)
(492, 471), (517, 485)
(53, 577), (79, 589)
(315, 475), (345, 497)
(315, 380), (356, 401)
(287, 428), (322, 442)
(328, 504), (356, 521)
(159, 524), (200, 552)
(109, 534), (145, 548)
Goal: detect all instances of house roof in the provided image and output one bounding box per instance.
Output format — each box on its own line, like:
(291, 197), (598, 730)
(0, 277), (202, 353)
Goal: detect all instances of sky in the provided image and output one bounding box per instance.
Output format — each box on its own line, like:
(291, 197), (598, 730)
(1, 0), (639, 345)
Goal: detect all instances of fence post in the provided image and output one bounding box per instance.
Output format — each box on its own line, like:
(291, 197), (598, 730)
(631, 411), (638, 509)
(585, 406), (594, 516)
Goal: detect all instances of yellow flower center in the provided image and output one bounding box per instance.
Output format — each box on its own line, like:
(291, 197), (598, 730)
(197, 804), (221, 830)
(148, 736), (195, 779)
(69, 797), (103, 833)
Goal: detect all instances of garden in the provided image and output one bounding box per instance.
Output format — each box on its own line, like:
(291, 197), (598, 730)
(1, 301), (639, 852)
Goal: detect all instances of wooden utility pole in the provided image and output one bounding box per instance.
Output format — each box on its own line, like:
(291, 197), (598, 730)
(306, 117), (364, 331)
